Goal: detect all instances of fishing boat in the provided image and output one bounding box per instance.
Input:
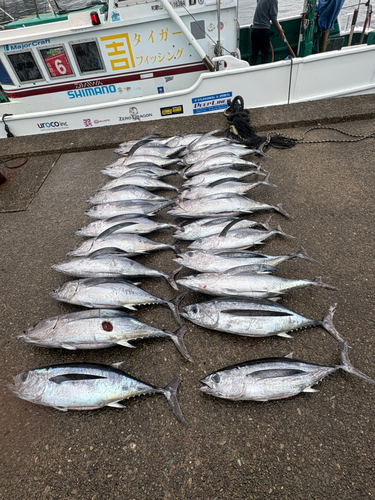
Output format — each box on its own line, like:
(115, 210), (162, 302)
(0, 0), (374, 138)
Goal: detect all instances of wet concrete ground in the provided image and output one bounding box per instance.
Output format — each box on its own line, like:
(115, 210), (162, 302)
(1, 107), (375, 499)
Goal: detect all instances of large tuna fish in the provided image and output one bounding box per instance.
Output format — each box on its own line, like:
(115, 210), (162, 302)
(53, 249), (181, 289)
(199, 341), (375, 402)
(168, 194), (291, 219)
(176, 268), (337, 298)
(86, 200), (172, 220)
(181, 299), (338, 338)
(50, 278), (185, 325)
(18, 309), (191, 360)
(174, 247), (321, 273)
(8, 363), (186, 422)
(76, 215), (175, 238)
(67, 233), (178, 257)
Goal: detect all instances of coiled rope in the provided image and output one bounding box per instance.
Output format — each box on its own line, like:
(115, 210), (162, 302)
(224, 95), (375, 150)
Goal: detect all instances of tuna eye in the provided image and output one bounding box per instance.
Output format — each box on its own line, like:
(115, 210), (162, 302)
(192, 305), (198, 314)
(20, 372), (28, 382)
(212, 374), (220, 383)
(186, 252), (194, 257)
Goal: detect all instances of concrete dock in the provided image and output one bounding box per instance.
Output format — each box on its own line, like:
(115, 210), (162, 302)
(1, 95), (375, 500)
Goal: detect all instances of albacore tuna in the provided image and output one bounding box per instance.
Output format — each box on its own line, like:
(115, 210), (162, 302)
(50, 278), (186, 325)
(18, 309), (191, 360)
(181, 299), (338, 338)
(8, 363), (186, 422)
(199, 340), (375, 402)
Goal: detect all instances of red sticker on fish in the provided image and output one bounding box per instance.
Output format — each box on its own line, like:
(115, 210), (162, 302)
(102, 321), (113, 332)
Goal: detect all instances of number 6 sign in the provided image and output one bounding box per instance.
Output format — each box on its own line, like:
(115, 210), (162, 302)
(44, 50), (73, 78)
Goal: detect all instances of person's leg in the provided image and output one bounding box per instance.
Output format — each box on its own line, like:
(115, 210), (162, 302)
(259, 29), (271, 63)
(250, 28), (261, 65)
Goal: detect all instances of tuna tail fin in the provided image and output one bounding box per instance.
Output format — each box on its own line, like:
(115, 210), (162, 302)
(275, 225), (296, 240)
(167, 326), (192, 362)
(162, 377), (186, 423)
(167, 291), (189, 326)
(340, 341), (375, 385)
(259, 173), (277, 189)
(294, 247), (323, 266)
(275, 204), (292, 219)
(166, 266), (182, 291)
(320, 303), (347, 342)
(313, 277), (338, 291)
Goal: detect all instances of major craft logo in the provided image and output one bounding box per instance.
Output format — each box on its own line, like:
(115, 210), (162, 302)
(37, 120), (69, 131)
(4, 38), (51, 52)
(192, 92), (232, 114)
(67, 85), (116, 99)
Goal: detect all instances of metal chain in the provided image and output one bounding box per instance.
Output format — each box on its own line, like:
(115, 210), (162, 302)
(268, 125), (375, 145)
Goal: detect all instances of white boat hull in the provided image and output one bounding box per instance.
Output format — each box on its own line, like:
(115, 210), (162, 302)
(1, 43), (375, 139)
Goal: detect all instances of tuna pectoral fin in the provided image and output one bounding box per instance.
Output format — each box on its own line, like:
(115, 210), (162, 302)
(168, 326), (193, 362)
(163, 377), (186, 424)
(116, 340), (136, 348)
(340, 341), (375, 384)
(107, 401), (126, 408)
(303, 388), (319, 393)
(277, 333), (293, 338)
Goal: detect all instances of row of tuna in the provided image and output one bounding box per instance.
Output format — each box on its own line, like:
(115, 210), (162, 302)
(9, 131), (374, 422)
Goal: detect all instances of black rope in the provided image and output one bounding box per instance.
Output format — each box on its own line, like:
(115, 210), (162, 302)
(2, 113), (14, 138)
(0, 157), (28, 169)
(224, 96), (297, 150)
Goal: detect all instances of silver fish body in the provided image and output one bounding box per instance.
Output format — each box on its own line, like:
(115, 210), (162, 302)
(76, 216), (175, 238)
(183, 157), (259, 178)
(52, 252), (180, 289)
(8, 363), (185, 421)
(187, 225), (294, 251)
(176, 270), (337, 298)
(18, 309), (191, 360)
(199, 341), (375, 401)
(174, 218), (264, 241)
(87, 186), (167, 205)
(183, 145), (254, 166)
(101, 165), (178, 179)
(78, 216), (175, 238)
(96, 174), (178, 192)
(86, 200), (172, 219)
(181, 299), (337, 338)
(50, 278), (184, 324)
(168, 194), (291, 219)
(115, 145), (185, 157)
(179, 177), (275, 199)
(174, 247), (320, 273)
(182, 167), (264, 188)
(67, 233), (177, 257)
(104, 155), (180, 168)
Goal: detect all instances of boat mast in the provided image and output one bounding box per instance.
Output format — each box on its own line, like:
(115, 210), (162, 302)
(158, 0), (215, 71)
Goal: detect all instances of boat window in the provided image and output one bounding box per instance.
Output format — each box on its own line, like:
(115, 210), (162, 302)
(7, 52), (44, 83)
(70, 40), (105, 74)
(0, 57), (14, 85)
(40, 46), (74, 78)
